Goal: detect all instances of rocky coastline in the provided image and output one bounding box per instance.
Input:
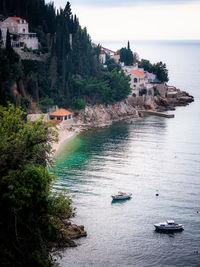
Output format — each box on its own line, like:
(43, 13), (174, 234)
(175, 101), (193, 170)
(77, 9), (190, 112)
(52, 83), (193, 248)
(56, 220), (87, 248)
(72, 84), (194, 127)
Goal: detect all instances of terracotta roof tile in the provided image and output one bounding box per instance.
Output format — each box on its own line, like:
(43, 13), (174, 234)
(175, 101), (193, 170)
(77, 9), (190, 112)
(50, 108), (72, 117)
(9, 17), (27, 24)
(131, 70), (145, 76)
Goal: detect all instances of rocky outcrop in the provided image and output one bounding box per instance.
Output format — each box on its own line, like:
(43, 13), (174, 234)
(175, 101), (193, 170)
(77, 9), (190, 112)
(56, 220), (87, 248)
(74, 100), (139, 127)
(72, 84), (193, 127)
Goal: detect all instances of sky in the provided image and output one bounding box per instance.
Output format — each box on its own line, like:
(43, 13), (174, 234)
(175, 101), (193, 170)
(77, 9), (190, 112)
(47, 0), (200, 41)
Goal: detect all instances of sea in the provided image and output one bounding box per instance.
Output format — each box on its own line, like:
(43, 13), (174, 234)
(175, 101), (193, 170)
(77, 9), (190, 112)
(54, 40), (200, 267)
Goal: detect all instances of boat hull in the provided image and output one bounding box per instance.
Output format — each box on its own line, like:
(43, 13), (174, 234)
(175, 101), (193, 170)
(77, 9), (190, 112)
(154, 225), (184, 231)
(111, 193), (132, 200)
(112, 196), (131, 200)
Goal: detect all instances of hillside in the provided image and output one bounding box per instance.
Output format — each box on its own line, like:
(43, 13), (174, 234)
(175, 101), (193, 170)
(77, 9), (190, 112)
(0, 0), (131, 112)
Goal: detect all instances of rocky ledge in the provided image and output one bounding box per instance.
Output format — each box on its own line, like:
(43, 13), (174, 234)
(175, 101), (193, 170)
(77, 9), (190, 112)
(74, 100), (139, 127)
(55, 220), (87, 248)
(73, 84), (194, 126)
(153, 85), (194, 111)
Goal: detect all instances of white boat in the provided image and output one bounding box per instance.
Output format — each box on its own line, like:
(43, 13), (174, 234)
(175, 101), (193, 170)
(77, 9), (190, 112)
(111, 192), (132, 200)
(154, 220), (184, 231)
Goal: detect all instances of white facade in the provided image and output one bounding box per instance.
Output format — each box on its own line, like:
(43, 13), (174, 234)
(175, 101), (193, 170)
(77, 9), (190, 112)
(3, 17), (29, 34)
(129, 70), (146, 96)
(0, 25), (7, 47)
(2, 17), (38, 50)
(122, 65), (155, 96)
(99, 52), (106, 64)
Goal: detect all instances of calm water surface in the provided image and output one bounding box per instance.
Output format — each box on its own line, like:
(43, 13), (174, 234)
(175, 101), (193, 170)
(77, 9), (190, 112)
(55, 41), (200, 267)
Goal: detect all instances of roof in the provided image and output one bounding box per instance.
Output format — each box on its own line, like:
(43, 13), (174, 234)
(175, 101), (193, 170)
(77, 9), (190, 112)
(131, 70), (145, 76)
(50, 108), (72, 117)
(9, 17), (27, 24)
(101, 46), (115, 54)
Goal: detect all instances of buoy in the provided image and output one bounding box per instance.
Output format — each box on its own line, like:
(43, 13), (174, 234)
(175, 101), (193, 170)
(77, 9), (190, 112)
(156, 193), (159, 196)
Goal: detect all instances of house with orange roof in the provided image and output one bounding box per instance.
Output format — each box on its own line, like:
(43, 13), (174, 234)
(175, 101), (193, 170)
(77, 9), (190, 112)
(49, 108), (73, 122)
(2, 17), (38, 49)
(128, 69), (147, 95)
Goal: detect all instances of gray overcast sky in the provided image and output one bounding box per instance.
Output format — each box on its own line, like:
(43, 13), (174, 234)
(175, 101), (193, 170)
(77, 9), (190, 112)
(46, 0), (200, 40)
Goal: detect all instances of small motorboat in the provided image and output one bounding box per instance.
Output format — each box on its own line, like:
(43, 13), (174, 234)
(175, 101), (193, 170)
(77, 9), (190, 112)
(154, 220), (184, 231)
(111, 192), (132, 200)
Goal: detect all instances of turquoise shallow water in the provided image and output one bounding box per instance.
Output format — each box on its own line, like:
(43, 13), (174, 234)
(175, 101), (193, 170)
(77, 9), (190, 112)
(54, 41), (200, 267)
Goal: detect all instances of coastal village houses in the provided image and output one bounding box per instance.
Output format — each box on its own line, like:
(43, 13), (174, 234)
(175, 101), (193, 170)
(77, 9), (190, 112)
(0, 17), (38, 50)
(93, 43), (160, 97)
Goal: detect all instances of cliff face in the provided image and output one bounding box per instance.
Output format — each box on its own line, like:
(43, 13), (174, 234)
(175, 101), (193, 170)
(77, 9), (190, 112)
(75, 100), (139, 127)
(73, 84), (194, 127)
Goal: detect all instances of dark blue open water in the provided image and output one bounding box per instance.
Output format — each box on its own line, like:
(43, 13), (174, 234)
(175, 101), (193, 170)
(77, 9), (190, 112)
(55, 41), (200, 267)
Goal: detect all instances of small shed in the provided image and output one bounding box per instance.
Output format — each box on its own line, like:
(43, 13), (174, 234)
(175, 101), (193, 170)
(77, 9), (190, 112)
(49, 108), (73, 121)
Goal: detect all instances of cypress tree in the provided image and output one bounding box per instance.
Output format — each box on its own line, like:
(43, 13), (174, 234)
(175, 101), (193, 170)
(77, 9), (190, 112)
(6, 30), (12, 54)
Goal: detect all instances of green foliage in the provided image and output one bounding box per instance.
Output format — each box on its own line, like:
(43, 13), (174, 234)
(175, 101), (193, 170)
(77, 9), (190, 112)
(108, 69), (131, 102)
(0, 1), (133, 110)
(71, 69), (131, 104)
(106, 56), (121, 72)
(0, 46), (21, 106)
(72, 97), (86, 110)
(139, 59), (169, 83)
(119, 41), (134, 66)
(0, 104), (72, 266)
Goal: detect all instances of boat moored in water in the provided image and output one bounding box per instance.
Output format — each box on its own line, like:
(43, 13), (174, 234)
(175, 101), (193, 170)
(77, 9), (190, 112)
(111, 192), (132, 200)
(154, 220), (184, 231)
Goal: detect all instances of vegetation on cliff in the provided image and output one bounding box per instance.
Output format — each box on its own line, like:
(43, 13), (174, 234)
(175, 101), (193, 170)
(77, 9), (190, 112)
(0, 103), (74, 266)
(139, 59), (169, 83)
(0, 0), (132, 111)
(119, 41), (134, 66)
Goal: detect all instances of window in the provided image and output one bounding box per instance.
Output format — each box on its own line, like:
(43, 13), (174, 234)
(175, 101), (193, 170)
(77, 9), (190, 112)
(23, 28), (25, 33)
(65, 116), (68, 120)
(134, 78), (137, 83)
(68, 115), (71, 119)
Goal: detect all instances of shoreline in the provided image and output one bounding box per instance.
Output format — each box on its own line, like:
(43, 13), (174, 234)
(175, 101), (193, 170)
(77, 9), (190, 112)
(51, 84), (194, 155)
(52, 127), (80, 155)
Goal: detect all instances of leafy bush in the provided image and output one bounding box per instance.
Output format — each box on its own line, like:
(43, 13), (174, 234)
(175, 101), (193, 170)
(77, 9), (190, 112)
(72, 97), (86, 110)
(0, 104), (73, 266)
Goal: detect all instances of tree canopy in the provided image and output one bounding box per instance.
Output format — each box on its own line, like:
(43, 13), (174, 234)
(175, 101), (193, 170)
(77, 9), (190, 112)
(0, 1), (132, 111)
(139, 59), (169, 83)
(119, 41), (134, 66)
(0, 104), (72, 266)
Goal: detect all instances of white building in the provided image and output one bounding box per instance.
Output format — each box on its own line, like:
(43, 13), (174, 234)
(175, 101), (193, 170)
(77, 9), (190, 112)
(99, 50), (106, 64)
(2, 17), (38, 50)
(122, 65), (155, 96)
(0, 23), (7, 47)
(129, 69), (147, 96)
